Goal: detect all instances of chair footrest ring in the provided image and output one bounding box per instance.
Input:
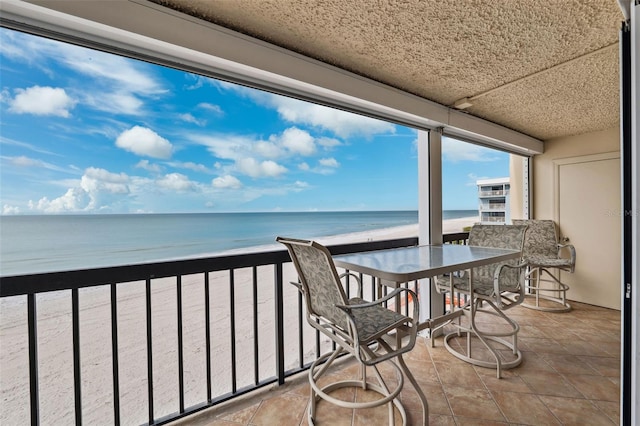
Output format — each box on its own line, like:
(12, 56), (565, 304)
(522, 293), (571, 312)
(308, 353), (408, 425)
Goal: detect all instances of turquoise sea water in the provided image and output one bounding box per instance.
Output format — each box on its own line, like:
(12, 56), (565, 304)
(0, 210), (476, 275)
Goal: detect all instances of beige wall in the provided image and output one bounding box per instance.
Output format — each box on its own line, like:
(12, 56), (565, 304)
(531, 126), (621, 309)
(533, 126), (620, 219)
(509, 156), (525, 220)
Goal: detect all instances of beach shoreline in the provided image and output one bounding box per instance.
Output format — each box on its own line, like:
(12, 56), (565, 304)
(206, 215), (477, 257)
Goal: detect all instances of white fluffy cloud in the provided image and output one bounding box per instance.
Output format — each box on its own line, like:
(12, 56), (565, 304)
(318, 157), (339, 168)
(116, 126), (173, 159)
(279, 127), (316, 155)
(1, 30), (165, 117)
(9, 86), (76, 117)
(2, 204), (21, 215)
(317, 137), (342, 148)
(237, 158), (287, 178)
(30, 187), (91, 213)
(169, 161), (211, 173)
(212, 175), (242, 189)
(29, 167), (130, 213)
(191, 127), (329, 178)
(214, 82), (396, 138)
(197, 102), (224, 115)
(156, 173), (196, 192)
(274, 97), (396, 138)
(135, 159), (163, 173)
(178, 113), (206, 126)
(442, 138), (500, 162)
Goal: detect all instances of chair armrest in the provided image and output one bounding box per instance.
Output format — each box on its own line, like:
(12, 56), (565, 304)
(339, 272), (362, 297)
(336, 287), (419, 324)
(493, 262), (527, 309)
(337, 287), (420, 364)
(289, 280), (303, 291)
(557, 243), (576, 271)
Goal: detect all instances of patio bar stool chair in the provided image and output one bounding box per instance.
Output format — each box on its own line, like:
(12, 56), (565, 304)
(276, 236), (428, 426)
(434, 224), (528, 378)
(513, 219), (576, 312)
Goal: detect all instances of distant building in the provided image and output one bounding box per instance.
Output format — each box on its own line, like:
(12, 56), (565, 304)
(477, 177), (510, 224)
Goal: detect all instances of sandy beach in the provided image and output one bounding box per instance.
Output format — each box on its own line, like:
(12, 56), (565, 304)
(0, 217), (476, 425)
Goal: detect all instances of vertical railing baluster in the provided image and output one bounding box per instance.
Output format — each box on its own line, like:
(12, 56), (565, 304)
(204, 273), (212, 403)
(345, 271), (350, 298)
(145, 278), (154, 425)
(72, 289), (82, 425)
(252, 267), (259, 385)
(110, 284), (120, 426)
(176, 275), (184, 413)
(274, 262), (285, 385)
(229, 269), (237, 393)
(297, 288), (303, 369)
(370, 277), (376, 301)
(404, 282), (409, 317)
(358, 273), (364, 299)
(315, 319), (321, 359)
(27, 294), (39, 426)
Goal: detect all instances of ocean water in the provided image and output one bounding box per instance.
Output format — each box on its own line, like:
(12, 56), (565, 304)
(0, 210), (476, 276)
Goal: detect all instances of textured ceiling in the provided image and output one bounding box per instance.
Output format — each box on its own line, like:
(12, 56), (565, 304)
(151, 0), (623, 141)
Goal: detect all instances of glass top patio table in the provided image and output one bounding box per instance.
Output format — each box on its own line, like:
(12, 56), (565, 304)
(333, 244), (521, 284)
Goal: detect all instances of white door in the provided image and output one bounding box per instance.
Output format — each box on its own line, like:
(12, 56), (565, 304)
(555, 152), (621, 309)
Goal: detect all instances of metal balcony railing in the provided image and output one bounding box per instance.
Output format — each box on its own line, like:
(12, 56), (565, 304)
(480, 216), (507, 222)
(478, 190), (509, 197)
(480, 203), (506, 210)
(0, 233), (468, 426)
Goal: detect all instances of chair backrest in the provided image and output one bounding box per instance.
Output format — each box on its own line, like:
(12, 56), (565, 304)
(276, 237), (350, 330)
(468, 224), (527, 290)
(512, 219), (558, 259)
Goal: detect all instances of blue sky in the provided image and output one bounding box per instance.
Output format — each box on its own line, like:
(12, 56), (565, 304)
(0, 28), (510, 215)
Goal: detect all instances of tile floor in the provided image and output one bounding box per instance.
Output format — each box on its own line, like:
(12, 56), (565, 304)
(177, 301), (621, 425)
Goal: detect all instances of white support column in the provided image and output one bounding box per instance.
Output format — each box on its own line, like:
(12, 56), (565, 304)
(630, 2), (639, 424)
(417, 129), (444, 324)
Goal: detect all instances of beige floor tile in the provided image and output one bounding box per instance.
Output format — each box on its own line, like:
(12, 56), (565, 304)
(402, 382), (450, 416)
(564, 374), (620, 402)
(560, 338), (616, 357)
(593, 399), (620, 424)
(518, 370), (583, 398)
(443, 385), (505, 422)
(249, 393), (308, 426)
(352, 387), (403, 426)
(452, 416), (508, 425)
(539, 395), (616, 425)
(519, 336), (570, 354)
(538, 352), (600, 375)
(179, 304), (622, 426)
(477, 367), (532, 394)
(302, 399), (352, 426)
(221, 404), (259, 424)
(491, 390), (560, 425)
(426, 414), (456, 425)
(433, 360), (484, 388)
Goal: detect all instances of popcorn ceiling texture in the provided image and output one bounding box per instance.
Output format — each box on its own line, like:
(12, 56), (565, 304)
(152, 0), (623, 141)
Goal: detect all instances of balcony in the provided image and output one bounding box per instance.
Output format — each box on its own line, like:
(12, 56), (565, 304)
(0, 233), (621, 425)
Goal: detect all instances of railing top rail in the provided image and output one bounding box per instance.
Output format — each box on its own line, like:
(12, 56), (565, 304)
(0, 237), (422, 297)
